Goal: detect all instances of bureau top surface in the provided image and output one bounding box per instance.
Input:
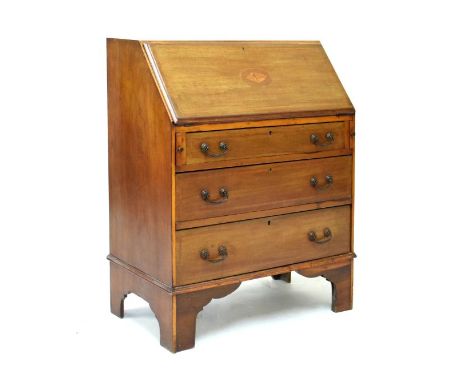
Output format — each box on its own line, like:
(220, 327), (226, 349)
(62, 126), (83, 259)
(142, 41), (354, 125)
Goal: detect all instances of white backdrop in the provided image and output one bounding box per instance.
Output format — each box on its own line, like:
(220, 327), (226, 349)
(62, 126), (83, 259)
(1, 1), (467, 381)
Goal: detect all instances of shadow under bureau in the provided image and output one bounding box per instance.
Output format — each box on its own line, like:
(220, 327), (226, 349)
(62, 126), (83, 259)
(107, 39), (356, 352)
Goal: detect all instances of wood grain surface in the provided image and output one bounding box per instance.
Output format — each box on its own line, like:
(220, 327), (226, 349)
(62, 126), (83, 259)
(107, 39), (356, 351)
(107, 39), (173, 286)
(110, 261), (240, 352)
(175, 206), (351, 285)
(175, 199), (351, 230)
(145, 41), (354, 124)
(175, 114), (353, 133)
(176, 156), (352, 222)
(180, 121), (348, 167)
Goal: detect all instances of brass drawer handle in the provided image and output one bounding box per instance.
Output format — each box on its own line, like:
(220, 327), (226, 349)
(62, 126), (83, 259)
(310, 132), (334, 146)
(201, 188), (229, 204)
(310, 175), (333, 191)
(200, 141), (228, 157)
(200, 246), (228, 263)
(308, 228), (332, 244)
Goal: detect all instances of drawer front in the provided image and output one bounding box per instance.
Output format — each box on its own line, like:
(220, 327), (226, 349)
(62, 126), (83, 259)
(181, 122), (348, 167)
(176, 156), (352, 222)
(176, 206), (351, 285)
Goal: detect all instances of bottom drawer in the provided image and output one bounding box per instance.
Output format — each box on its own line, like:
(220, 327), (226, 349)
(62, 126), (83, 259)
(175, 205), (351, 285)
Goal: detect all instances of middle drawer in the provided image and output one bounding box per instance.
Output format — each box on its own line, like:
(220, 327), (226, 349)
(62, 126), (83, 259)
(176, 156), (352, 222)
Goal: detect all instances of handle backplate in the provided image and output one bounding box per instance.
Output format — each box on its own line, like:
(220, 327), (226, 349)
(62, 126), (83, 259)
(308, 228), (333, 244)
(310, 132), (334, 147)
(310, 175), (333, 191)
(200, 245), (228, 263)
(200, 141), (229, 157)
(201, 188), (229, 204)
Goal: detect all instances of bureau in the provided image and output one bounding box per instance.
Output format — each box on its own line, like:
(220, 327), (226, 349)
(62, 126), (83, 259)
(107, 39), (356, 352)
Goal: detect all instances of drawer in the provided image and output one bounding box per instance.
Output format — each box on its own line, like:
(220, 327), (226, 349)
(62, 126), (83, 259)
(177, 122), (349, 168)
(176, 156), (352, 222)
(175, 206), (351, 285)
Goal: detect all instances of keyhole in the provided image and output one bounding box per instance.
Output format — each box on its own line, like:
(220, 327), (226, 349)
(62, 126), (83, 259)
(269, 130), (272, 135)
(267, 220), (271, 226)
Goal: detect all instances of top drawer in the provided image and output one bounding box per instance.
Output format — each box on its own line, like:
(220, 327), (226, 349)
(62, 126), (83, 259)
(176, 121), (349, 171)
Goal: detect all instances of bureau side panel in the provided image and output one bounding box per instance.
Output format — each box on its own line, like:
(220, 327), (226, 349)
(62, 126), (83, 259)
(107, 39), (173, 286)
(350, 116), (356, 252)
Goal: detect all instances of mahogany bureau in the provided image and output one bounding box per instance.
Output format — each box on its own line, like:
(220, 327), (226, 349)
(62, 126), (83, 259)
(107, 39), (356, 352)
